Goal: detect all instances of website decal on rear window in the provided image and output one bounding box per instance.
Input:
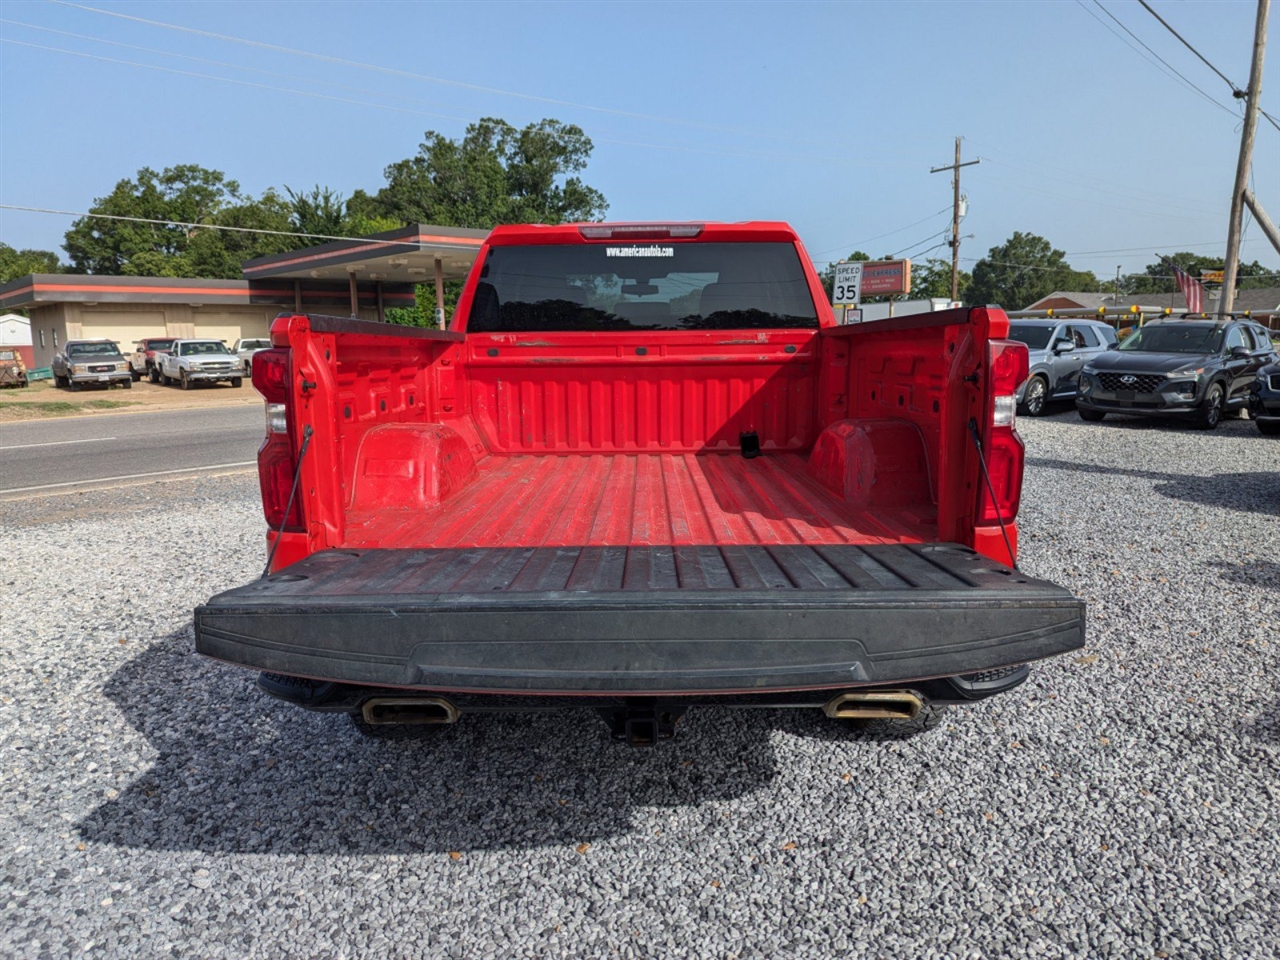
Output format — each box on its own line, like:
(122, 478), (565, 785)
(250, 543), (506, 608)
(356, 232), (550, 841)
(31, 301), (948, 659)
(606, 246), (675, 257)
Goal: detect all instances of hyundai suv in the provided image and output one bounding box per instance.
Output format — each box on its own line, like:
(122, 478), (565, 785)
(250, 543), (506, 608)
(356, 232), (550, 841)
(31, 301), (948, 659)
(1075, 318), (1278, 429)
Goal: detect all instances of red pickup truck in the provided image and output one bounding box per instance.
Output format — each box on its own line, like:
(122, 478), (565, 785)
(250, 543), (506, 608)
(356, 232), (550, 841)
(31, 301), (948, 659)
(197, 221), (1083, 745)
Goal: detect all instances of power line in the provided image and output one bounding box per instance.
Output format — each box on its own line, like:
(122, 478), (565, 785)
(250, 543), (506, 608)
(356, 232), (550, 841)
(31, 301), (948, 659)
(892, 228), (953, 260)
(1060, 238), (1269, 257)
(965, 141), (1231, 215)
(0, 38), (475, 123)
(809, 206), (951, 258)
(0, 17), (459, 112)
(49, 0), (804, 146)
(53, 0), (997, 155)
(1079, 0), (1238, 117)
(1134, 0), (1280, 134)
(8, 204), (1275, 280)
(960, 256), (1278, 278)
(0, 203), (421, 246)
(1136, 0), (1245, 95)
(978, 156), (1221, 216)
(0, 38), (905, 171)
(897, 239), (953, 262)
(991, 173), (1206, 223)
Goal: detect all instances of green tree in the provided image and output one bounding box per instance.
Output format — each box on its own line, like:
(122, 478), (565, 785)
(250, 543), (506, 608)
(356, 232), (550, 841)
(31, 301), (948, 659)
(1125, 252), (1274, 295)
(375, 118), (608, 228)
(0, 243), (63, 281)
(62, 164), (299, 278)
(384, 280), (467, 328)
(285, 184), (348, 238)
(968, 232), (1100, 309)
(340, 189), (401, 236)
(909, 257), (971, 302)
(186, 189), (297, 278)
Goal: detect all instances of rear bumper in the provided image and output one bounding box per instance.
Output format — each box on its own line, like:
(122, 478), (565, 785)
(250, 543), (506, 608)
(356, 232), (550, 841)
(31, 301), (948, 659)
(196, 544), (1085, 698)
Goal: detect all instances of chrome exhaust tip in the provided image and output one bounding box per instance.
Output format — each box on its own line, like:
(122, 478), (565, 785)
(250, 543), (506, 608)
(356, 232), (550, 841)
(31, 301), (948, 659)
(823, 690), (923, 721)
(361, 697), (460, 725)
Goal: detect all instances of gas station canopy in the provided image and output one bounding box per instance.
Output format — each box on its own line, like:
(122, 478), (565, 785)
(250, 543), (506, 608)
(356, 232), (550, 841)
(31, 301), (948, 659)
(242, 223), (489, 284)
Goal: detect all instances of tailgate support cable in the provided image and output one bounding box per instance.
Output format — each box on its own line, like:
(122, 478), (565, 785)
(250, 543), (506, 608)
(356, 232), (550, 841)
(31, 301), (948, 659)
(967, 418), (1018, 571)
(261, 424), (314, 579)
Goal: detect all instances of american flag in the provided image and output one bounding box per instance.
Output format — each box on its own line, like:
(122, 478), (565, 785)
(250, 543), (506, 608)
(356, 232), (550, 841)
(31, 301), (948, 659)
(1171, 262), (1205, 314)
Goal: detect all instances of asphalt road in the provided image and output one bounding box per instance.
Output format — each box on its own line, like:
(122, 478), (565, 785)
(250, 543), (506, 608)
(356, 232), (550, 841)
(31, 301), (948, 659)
(0, 405), (263, 495)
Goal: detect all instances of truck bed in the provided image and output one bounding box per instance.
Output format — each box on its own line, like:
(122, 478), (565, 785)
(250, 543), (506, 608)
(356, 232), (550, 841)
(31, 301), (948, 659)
(343, 452), (936, 549)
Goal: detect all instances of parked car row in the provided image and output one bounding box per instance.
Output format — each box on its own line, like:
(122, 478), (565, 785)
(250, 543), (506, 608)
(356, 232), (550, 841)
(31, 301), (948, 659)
(52, 336), (264, 391)
(1009, 317), (1279, 436)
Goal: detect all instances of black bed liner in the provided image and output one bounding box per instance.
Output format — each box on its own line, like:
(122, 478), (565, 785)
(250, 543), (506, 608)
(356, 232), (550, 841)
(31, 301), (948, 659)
(195, 543), (1084, 696)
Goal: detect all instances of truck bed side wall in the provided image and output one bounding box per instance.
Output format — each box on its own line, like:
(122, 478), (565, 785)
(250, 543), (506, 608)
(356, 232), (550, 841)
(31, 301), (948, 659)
(274, 315), (467, 555)
(822, 307), (999, 545)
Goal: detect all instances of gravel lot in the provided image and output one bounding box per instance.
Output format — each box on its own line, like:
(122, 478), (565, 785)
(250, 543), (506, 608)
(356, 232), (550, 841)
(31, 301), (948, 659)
(2, 407), (1277, 959)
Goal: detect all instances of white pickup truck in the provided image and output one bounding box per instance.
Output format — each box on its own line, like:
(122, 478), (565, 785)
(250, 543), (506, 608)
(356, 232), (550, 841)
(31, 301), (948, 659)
(156, 339), (244, 389)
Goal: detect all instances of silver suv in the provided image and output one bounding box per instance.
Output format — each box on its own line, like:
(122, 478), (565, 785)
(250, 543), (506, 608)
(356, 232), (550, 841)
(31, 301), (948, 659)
(1008, 319), (1117, 415)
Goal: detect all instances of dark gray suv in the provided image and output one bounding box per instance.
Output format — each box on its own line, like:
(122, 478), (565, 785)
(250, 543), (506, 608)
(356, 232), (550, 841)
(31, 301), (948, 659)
(1076, 318), (1278, 429)
(1008, 319), (1117, 415)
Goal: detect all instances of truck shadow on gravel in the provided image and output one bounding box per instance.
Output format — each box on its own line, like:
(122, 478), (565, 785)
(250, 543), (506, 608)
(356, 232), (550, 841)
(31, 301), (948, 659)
(1242, 700), (1280, 744)
(78, 629), (914, 855)
(1026, 457), (1279, 517)
(1212, 559), (1280, 591)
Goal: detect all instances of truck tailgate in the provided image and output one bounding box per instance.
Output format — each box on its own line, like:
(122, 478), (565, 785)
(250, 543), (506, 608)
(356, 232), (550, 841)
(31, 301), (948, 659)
(196, 543), (1083, 695)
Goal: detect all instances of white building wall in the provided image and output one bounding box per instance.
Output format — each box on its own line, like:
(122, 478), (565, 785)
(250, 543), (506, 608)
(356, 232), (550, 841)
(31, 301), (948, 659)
(0, 313), (32, 346)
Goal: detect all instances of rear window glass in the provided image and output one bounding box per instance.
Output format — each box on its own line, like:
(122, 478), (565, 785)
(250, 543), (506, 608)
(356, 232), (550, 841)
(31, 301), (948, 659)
(466, 242), (819, 332)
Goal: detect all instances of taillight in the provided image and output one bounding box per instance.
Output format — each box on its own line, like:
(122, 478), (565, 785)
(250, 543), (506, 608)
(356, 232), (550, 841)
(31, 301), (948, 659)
(251, 348), (303, 531)
(252, 348), (289, 403)
(977, 339), (1029, 526)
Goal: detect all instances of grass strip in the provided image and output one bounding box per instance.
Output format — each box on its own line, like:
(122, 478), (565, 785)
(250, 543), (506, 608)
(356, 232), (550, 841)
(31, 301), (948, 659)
(0, 399), (141, 418)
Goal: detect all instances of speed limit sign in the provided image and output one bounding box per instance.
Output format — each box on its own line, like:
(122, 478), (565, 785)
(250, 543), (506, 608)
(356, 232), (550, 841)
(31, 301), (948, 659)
(832, 261), (863, 306)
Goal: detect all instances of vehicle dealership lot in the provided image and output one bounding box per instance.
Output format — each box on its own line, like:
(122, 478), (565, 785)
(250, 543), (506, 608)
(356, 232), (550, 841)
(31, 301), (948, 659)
(1, 413), (1276, 959)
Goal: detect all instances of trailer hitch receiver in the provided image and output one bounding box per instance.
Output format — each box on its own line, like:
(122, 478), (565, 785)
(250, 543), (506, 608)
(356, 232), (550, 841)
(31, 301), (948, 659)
(598, 702), (687, 747)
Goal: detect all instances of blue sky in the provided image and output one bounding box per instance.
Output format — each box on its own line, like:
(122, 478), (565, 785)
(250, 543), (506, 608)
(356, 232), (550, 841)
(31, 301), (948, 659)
(1, 0), (1277, 280)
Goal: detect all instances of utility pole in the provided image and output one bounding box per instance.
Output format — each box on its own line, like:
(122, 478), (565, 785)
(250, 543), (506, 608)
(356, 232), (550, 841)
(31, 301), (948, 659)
(930, 138), (980, 302)
(1221, 0), (1270, 316)
(1115, 265), (1122, 304)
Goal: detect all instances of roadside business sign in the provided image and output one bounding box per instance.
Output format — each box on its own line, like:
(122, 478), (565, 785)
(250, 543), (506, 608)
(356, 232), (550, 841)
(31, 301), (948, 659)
(1200, 270), (1224, 284)
(832, 261), (863, 306)
(858, 259), (912, 297)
